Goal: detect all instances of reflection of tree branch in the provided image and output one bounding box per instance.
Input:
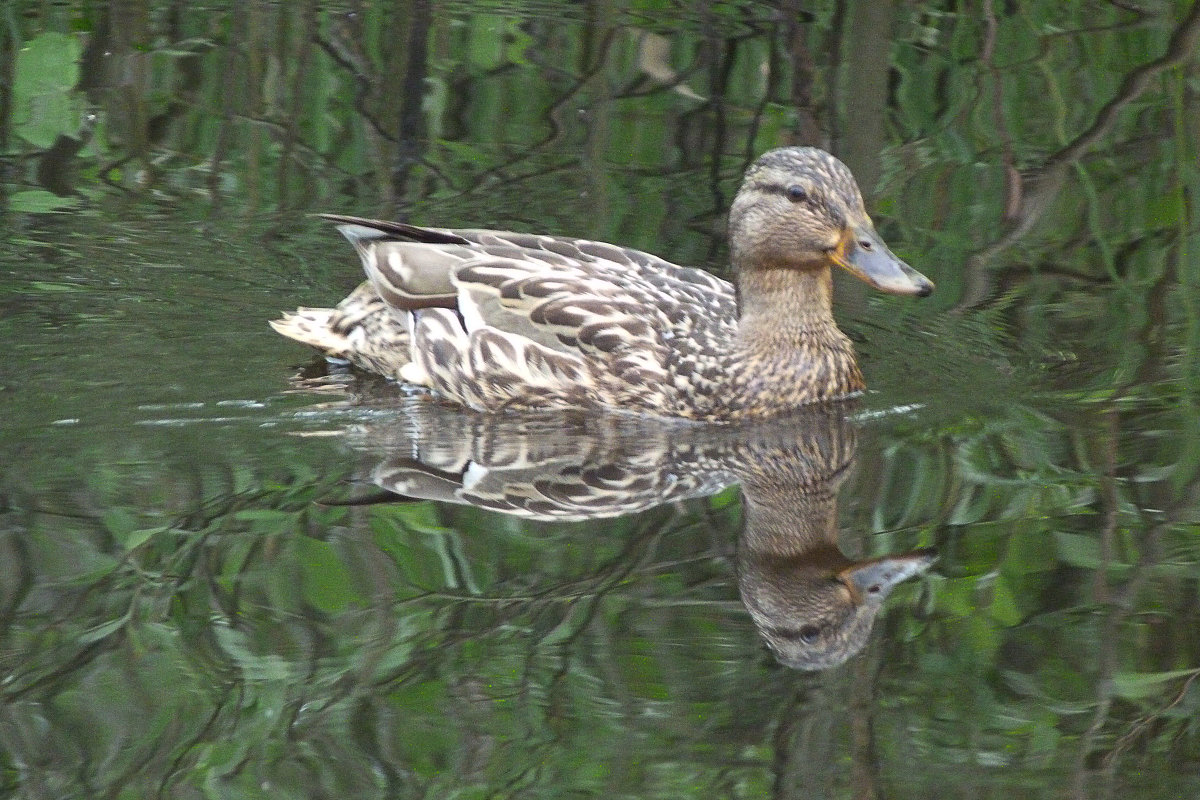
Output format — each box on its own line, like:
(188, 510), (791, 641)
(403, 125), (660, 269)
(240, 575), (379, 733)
(1069, 407), (1165, 797)
(530, 512), (680, 738)
(956, 2), (1200, 310)
(314, 15), (395, 145)
(204, 3), (255, 210)
(277, 1), (318, 211)
(0, 8), (16, 173)
(157, 688), (237, 796)
(0, 520), (33, 657)
(460, 26), (619, 194)
(1068, 407), (1120, 799)
(825, 0), (847, 153)
(1046, 0), (1200, 171)
(1125, 230), (1177, 389)
(673, 20), (783, 261)
(392, 0), (432, 204)
(629, 30), (707, 101)
(1104, 0), (1152, 14)
(848, 638), (883, 800)
(1106, 669), (1200, 769)
(982, 0), (1021, 222)
(781, 0), (821, 147)
(704, 23), (734, 251)
(773, 678), (836, 799)
(748, 13), (783, 160)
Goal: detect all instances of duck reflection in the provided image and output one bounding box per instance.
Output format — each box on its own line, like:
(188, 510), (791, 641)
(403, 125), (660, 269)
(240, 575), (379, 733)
(345, 397), (933, 670)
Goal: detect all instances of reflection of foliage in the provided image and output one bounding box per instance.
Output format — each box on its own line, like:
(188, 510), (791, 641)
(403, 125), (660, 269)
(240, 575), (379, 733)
(5, 405), (1197, 796)
(8, 32), (84, 211)
(1, 433), (772, 797)
(848, 397), (1200, 795)
(1, 0), (1199, 797)
(13, 32), (83, 149)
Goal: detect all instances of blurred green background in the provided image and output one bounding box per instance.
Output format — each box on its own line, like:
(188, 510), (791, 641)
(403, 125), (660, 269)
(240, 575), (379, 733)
(2, 1), (1199, 797)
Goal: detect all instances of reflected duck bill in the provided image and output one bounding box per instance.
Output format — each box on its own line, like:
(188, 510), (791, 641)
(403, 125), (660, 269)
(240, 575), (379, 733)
(839, 547), (938, 603)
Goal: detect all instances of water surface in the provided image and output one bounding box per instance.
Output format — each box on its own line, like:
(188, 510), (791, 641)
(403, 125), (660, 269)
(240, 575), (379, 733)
(2, 2), (1199, 797)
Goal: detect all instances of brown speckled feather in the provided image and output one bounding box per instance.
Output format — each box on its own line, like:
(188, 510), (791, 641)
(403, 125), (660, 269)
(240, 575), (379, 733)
(273, 148), (934, 421)
(270, 281), (411, 376)
(345, 399), (935, 670)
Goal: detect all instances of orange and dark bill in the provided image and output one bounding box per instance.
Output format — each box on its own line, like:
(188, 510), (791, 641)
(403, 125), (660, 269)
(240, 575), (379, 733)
(838, 548), (938, 603)
(832, 226), (934, 297)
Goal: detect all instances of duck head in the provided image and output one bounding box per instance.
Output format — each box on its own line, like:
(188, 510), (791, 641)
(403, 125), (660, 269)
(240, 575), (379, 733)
(733, 408), (936, 671)
(739, 544), (936, 671)
(729, 147), (934, 297)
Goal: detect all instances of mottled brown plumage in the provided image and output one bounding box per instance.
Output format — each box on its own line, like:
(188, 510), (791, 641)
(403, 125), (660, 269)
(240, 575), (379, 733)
(343, 398), (934, 670)
(731, 413), (935, 670)
(272, 147), (933, 420)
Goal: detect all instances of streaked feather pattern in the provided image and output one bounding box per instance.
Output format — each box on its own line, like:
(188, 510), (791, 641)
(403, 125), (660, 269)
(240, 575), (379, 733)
(280, 219), (737, 417)
(273, 148), (934, 420)
(352, 399), (735, 520)
(342, 398), (934, 670)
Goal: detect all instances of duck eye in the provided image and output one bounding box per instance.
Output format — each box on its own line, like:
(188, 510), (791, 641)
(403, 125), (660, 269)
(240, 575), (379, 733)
(799, 625), (820, 644)
(786, 185), (808, 202)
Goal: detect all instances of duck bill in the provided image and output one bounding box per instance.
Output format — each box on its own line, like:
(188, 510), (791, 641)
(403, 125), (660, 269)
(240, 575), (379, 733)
(832, 227), (935, 297)
(839, 547), (937, 604)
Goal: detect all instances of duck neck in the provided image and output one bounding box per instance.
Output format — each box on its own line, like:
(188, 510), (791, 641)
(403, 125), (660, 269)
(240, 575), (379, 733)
(736, 266), (838, 342)
(730, 266), (863, 410)
(740, 478), (843, 561)
(733, 417), (853, 558)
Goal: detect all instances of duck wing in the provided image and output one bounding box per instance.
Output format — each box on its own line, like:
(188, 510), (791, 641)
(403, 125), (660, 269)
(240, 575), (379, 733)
(321, 215), (737, 416)
(347, 400), (737, 520)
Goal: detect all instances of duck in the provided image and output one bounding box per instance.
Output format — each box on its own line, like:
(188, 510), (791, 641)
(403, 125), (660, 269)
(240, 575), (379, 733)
(343, 398), (936, 670)
(729, 412), (936, 670)
(271, 147), (934, 421)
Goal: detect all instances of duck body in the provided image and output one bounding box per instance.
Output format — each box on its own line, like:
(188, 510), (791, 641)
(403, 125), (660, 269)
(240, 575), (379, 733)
(273, 148), (934, 421)
(348, 398), (936, 670)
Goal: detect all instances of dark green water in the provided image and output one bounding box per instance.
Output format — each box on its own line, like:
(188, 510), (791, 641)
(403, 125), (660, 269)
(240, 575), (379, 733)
(2, 2), (1199, 797)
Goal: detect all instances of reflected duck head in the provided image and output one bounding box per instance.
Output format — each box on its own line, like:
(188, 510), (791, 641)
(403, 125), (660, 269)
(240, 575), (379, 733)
(739, 546), (936, 671)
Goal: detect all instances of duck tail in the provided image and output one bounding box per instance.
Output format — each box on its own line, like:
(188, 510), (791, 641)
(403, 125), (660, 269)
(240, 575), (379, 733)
(271, 282), (413, 377)
(270, 307), (343, 352)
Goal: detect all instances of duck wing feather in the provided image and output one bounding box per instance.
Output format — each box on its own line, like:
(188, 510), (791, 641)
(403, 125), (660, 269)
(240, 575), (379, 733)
(323, 217), (738, 416)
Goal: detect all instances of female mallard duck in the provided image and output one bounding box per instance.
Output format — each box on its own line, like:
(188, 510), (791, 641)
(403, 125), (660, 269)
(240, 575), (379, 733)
(351, 399), (935, 670)
(272, 147), (933, 421)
